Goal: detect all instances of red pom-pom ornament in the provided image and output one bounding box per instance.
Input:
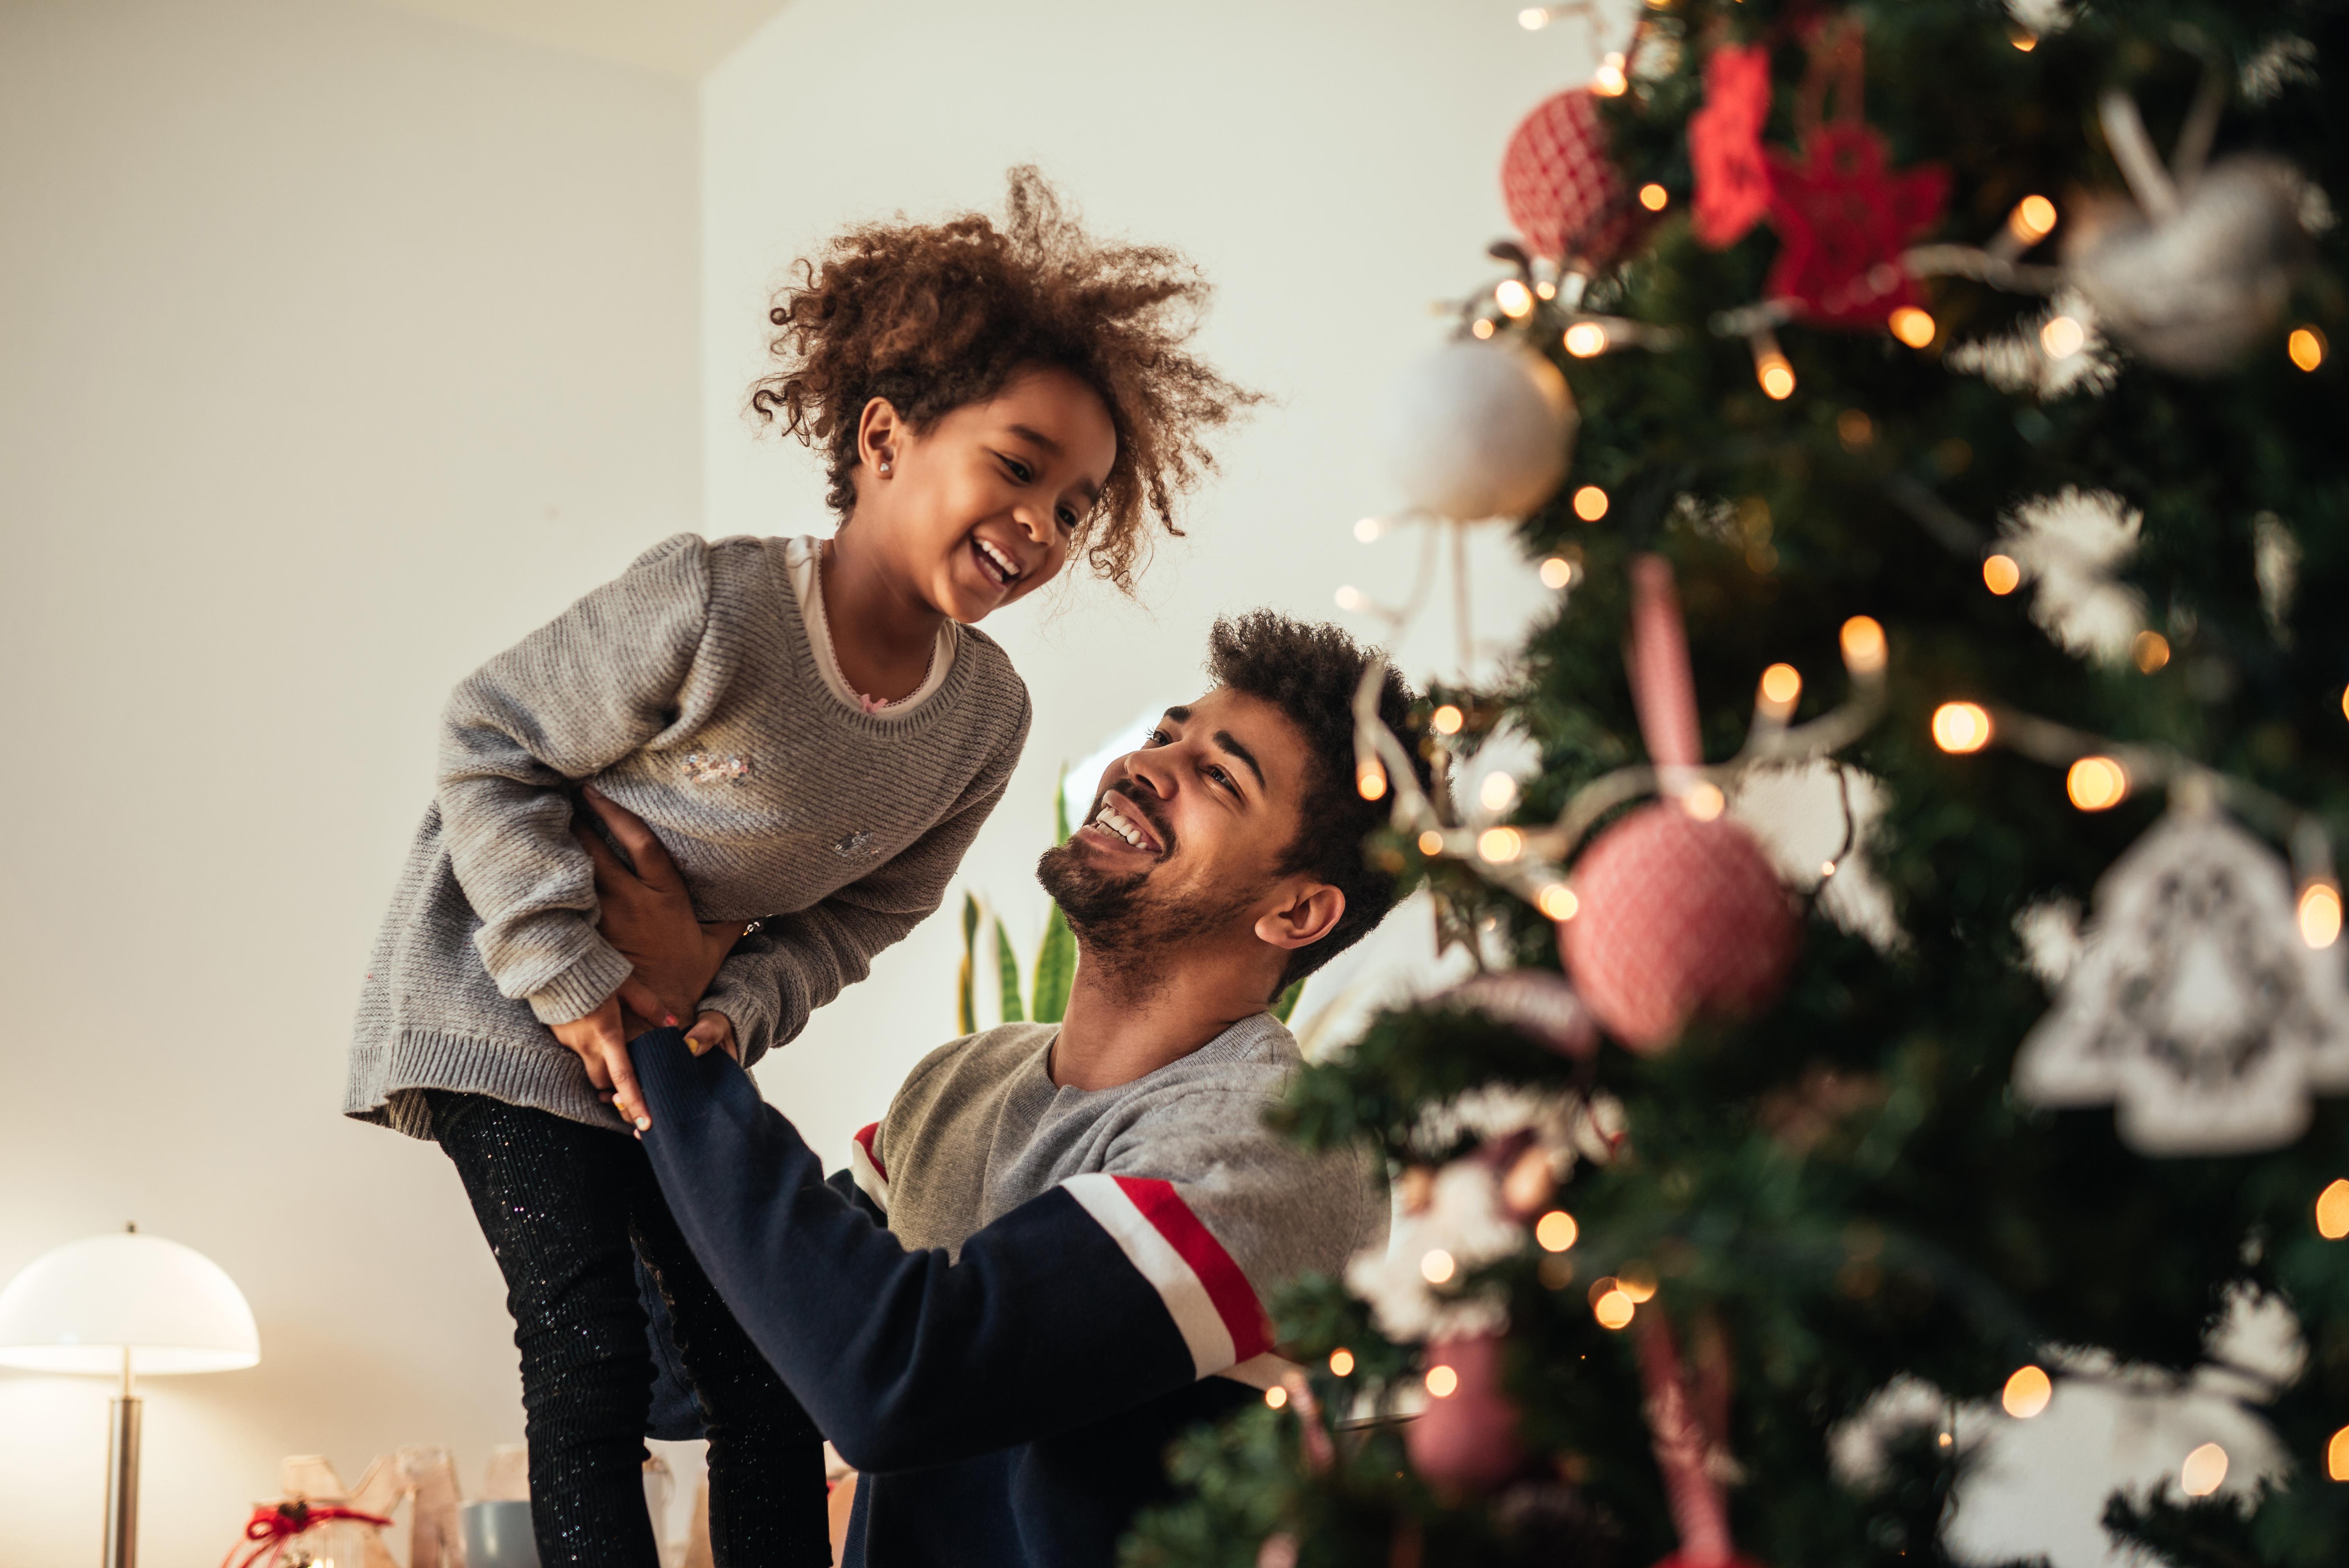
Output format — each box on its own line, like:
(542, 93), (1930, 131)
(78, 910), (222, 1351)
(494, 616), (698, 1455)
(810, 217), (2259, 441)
(1559, 803), (1799, 1051)
(1407, 1332), (1529, 1493)
(1502, 89), (1650, 268)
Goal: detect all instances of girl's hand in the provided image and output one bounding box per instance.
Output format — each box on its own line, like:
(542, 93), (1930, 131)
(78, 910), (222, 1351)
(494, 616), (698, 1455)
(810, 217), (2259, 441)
(572, 786), (744, 1021)
(686, 1010), (740, 1063)
(551, 995), (652, 1130)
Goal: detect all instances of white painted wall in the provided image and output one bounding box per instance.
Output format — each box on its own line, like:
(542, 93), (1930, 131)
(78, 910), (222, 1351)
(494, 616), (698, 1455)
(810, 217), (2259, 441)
(701, 0), (1574, 1173)
(0, 2), (697, 1563)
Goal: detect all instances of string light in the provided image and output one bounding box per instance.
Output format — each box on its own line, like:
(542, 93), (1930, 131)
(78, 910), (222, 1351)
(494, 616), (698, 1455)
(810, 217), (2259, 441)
(2315, 1178), (2349, 1240)
(1471, 317), (1496, 339)
(1517, 6), (1551, 29)
(1353, 516), (1385, 542)
(1683, 782), (1725, 821)
(1837, 408), (1875, 449)
(1420, 1249), (1456, 1284)
(2132, 630), (2171, 672)
(2002, 1365), (2053, 1418)
(1356, 761), (1388, 802)
(1982, 554), (2022, 595)
(1334, 585), (1368, 612)
(1639, 182), (1669, 212)
(1425, 1364), (1459, 1397)
(1757, 662), (1802, 717)
(1537, 884), (1579, 921)
(1889, 306), (1937, 348)
(2041, 315), (2086, 358)
(2180, 1443), (2229, 1498)
(1536, 1210), (1578, 1251)
(1617, 1264), (1658, 1303)
(1264, 1384), (1289, 1409)
(1932, 702), (1994, 754)
(2341, 684), (2349, 723)
(2009, 194), (2058, 244)
(1431, 704), (1464, 734)
(2291, 326), (2328, 371)
(2008, 24), (2038, 50)
(1593, 1288), (1636, 1329)
(1839, 615), (1887, 674)
(1756, 350), (1797, 399)
(1572, 485), (1610, 521)
(1592, 52), (1629, 96)
(1563, 321), (1609, 357)
(2299, 881), (2343, 950)
(2330, 1425), (2349, 1481)
(1495, 279), (1535, 319)
(1417, 830), (1445, 857)
(1536, 280), (1556, 300)
(1478, 826), (1525, 863)
(2066, 756), (2129, 811)
(1480, 772), (1519, 811)
(1540, 556), (1576, 589)
(1820, 859), (1839, 878)
(1329, 1348), (1355, 1377)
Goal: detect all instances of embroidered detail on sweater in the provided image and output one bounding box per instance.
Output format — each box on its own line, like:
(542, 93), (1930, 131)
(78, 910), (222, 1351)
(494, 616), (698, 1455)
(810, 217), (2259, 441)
(684, 751), (752, 785)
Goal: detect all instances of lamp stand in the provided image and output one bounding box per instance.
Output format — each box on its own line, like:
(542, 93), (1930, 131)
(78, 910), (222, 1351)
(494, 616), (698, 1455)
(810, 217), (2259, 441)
(103, 1348), (139, 1568)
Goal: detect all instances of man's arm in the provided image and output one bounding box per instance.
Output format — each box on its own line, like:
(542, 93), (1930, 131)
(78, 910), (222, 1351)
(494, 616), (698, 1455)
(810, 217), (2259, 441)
(630, 1030), (1266, 1472)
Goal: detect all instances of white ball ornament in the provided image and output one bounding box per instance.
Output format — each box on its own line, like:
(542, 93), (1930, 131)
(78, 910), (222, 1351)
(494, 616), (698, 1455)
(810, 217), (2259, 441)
(1381, 339), (1577, 522)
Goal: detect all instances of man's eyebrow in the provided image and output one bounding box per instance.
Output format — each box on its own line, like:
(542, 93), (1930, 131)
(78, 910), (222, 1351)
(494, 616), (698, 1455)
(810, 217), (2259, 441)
(1212, 729), (1266, 790)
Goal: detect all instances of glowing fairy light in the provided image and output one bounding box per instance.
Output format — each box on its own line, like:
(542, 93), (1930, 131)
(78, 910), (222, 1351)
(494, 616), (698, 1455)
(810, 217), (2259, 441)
(2003, 1365), (2053, 1418)
(2009, 194), (2057, 243)
(1757, 662), (1802, 717)
(1477, 826), (1525, 863)
(1420, 1249), (1456, 1284)
(1982, 554), (2021, 595)
(1756, 351), (1797, 399)
(1334, 585), (1368, 612)
(1563, 321), (1608, 357)
(1617, 1264), (1658, 1303)
(2300, 882), (2343, 950)
(1592, 1289), (1635, 1329)
(1431, 704), (1465, 735)
(1932, 702), (1993, 754)
(2065, 756), (2129, 811)
(1329, 1348), (1355, 1377)
(1572, 485), (1610, 521)
(1356, 761), (1388, 802)
(1540, 556), (1575, 589)
(1889, 306), (1936, 348)
(2291, 326), (2328, 371)
(1479, 772), (1519, 812)
(1682, 782), (1725, 821)
(1495, 279), (1535, 319)
(2329, 1425), (2349, 1481)
(1417, 830), (1444, 857)
(2180, 1443), (2229, 1498)
(1354, 516), (1385, 542)
(2041, 315), (2086, 358)
(2132, 631), (2170, 672)
(1537, 884), (1578, 921)
(1425, 1364), (1459, 1397)
(1839, 615), (1887, 674)
(1592, 52), (1629, 96)
(1472, 317), (1495, 339)
(1639, 183), (1668, 212)
(2315, 1178), (2349, 1240)
(1264, 1384), (1288, 1409)
(1536, 1211), (1577, 1251)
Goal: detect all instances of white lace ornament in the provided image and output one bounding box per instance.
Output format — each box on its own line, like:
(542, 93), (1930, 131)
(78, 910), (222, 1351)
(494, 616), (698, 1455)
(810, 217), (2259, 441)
(2014, 808), (2349, 1154)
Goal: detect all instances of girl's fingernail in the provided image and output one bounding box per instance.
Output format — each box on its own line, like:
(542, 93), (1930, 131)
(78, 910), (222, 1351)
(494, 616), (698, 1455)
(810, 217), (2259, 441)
(687, 1037), (708, 1056)
(635, 1115), (651, 1132)
(665, 1014), (679, 1027)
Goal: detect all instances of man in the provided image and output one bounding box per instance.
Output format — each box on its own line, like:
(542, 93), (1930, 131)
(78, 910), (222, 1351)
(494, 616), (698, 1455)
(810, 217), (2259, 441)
(599, 611), (1429, 1566)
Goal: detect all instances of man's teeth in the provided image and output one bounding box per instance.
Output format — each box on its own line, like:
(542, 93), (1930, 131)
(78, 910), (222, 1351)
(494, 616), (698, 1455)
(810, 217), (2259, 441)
(1093, 802), (1151, 849)
(978, 539), (1020, 583)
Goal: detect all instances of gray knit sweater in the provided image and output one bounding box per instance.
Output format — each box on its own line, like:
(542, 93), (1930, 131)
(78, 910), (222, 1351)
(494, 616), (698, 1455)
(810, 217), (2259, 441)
(346, 533), (1030, 1138)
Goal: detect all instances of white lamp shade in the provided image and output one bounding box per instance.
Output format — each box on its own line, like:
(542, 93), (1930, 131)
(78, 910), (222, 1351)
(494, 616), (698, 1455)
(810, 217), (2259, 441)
(0, 1233), (259, 1375)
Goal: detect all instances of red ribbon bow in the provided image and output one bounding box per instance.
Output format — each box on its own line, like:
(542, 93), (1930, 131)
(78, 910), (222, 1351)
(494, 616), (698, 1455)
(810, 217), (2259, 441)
(222, 1501), (394, 1568)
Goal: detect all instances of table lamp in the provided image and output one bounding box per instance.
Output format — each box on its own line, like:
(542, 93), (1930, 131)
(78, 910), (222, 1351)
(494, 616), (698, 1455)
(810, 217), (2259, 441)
(0, 1224), (260, 1568)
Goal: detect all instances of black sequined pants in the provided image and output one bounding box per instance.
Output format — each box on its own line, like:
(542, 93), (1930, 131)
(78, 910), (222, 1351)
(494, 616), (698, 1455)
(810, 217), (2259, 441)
(431, 1090), (831, 1567)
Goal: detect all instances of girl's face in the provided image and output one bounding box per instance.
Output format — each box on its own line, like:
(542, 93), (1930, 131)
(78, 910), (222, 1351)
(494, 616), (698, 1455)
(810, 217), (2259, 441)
(858, 365), (1117, 624)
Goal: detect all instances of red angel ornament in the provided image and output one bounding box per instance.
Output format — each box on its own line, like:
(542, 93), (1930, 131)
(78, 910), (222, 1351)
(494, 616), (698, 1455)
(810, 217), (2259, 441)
(1688, 43), (1773, 248)
(1764, 122), (1948, 327)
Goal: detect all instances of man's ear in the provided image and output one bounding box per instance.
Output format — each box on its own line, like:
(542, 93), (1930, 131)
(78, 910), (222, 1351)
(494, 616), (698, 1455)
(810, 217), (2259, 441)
(855, 396), (904, 472)
(1254, 881), (1345, 955)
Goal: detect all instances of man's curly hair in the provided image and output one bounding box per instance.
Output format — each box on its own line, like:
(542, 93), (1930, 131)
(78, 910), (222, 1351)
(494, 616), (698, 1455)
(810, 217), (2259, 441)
(1207, 611), (1433, 990)
(749, 168), (1257, 593)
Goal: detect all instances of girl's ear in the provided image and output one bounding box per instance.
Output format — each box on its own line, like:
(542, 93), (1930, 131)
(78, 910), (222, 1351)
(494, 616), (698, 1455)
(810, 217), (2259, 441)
(856, 396), (905, 475)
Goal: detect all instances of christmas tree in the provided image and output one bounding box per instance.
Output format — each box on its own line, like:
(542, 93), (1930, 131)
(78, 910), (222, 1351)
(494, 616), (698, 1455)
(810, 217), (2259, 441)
(1125, 3), (2349, 1566)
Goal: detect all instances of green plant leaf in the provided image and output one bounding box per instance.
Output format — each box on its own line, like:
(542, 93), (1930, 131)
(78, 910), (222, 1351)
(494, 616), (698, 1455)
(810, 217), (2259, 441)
(1032, 903), (1076, 1023)
(994, 918), (1025, 1025)
(1272, 978), (1305, 1025)
(1054, 762), (1073, 845)
(956, 892), (978, 1036)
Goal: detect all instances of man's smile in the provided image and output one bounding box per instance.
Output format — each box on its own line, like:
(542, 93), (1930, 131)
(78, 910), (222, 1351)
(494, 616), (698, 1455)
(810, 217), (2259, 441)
(1075, 787), (1169, 858)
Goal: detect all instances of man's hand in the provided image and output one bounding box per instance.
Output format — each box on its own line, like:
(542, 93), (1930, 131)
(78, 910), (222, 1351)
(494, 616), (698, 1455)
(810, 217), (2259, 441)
(550, 994), (653, 1130)
(573, 786), (745, 1026)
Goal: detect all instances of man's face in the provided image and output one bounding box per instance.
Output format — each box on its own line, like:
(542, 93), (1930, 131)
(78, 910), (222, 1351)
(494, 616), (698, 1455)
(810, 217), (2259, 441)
(1038, 686), (1314, 958)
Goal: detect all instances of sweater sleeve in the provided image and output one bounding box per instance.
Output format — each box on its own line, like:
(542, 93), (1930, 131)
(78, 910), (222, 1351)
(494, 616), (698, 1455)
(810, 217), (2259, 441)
(698, 691), (1028, 1066)
(631, 1030), (1262, 1473)
(439, 535), (713, 1026)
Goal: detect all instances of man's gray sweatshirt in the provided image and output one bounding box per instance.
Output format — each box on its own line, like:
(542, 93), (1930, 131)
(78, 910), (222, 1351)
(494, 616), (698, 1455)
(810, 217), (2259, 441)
(346, 532), (1030, 1138)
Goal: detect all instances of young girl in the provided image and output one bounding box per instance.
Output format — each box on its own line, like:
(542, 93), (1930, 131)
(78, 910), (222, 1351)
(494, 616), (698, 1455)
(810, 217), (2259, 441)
(345, 169), (1251, 1568)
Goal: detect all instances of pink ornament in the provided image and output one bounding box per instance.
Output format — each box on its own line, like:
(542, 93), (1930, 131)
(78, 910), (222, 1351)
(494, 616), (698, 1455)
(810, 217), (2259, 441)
(1408, 1333), (1529, 1493)
(1502, 89), (1650, 268)
(1559, 805), (1799, 1050)
(1688, 44), (1773, 249)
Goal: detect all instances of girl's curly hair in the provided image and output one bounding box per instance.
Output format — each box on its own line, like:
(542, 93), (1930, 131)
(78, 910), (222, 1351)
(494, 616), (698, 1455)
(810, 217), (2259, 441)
(748, 168), (1257, 593)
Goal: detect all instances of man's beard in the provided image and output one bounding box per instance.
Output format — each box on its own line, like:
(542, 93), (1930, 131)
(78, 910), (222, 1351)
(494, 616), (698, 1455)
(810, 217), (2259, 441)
(1035, 840), (1251, 987)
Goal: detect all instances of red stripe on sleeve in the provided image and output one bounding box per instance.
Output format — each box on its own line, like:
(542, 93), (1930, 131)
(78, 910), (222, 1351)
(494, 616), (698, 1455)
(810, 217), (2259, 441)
(853, 1122), (887, 1180)
(1112, 1175), (1270, 1362)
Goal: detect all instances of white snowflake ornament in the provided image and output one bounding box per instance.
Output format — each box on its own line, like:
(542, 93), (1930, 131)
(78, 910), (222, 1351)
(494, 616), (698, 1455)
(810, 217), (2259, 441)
(2014, 809), (2349, 1155)
(1996, 487), (2146, 665)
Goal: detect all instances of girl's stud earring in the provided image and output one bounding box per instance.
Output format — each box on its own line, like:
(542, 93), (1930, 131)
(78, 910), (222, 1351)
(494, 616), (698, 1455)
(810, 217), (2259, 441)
(877, 458), (893, 475)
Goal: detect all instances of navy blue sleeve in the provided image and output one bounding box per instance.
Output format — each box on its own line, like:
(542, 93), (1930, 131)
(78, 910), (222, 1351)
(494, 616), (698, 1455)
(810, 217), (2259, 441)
(630, 1029), (1199, 1472)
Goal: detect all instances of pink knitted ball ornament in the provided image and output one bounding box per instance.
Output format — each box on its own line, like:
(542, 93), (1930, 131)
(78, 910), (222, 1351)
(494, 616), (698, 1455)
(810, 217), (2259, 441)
(1407, 1332), (1529, 1494)
(1558, 802), (1800, 1052)
(1501, 87), (1650, 267)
